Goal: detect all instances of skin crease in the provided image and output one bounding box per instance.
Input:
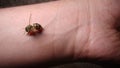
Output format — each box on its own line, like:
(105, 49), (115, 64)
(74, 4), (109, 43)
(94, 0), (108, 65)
(0, 0), (120, 66)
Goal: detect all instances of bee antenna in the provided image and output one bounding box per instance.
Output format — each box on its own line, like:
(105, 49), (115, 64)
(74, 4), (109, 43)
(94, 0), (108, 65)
(29, 13), (32, 25)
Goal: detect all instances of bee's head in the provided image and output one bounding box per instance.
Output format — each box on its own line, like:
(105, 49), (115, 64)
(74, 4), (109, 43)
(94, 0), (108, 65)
(25, 25), (33, 32)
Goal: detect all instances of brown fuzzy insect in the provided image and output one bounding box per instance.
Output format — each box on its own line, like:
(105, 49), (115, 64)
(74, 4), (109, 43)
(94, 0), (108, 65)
(25, 14), (43, 35)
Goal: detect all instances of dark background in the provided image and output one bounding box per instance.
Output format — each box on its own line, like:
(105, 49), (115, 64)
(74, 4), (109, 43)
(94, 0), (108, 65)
(0, 0), (56, 8)
(0, 0), (120, 68)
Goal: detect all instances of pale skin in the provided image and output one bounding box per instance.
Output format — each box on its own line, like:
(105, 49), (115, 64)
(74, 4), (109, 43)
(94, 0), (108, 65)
(0, 0), (120, 66)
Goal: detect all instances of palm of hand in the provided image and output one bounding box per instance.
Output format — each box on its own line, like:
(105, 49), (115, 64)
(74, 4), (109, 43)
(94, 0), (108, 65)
(74, 1), (120, 62)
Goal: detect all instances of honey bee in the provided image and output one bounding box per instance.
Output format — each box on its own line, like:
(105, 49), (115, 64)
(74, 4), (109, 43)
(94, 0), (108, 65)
(25, 14), (43, 35)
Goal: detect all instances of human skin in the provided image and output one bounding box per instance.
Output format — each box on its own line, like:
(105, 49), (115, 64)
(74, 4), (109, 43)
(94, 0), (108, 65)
(0, 0), (120, 66)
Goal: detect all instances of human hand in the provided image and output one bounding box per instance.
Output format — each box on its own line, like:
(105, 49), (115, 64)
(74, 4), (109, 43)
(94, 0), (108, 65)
(0, 0), (120, 67)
